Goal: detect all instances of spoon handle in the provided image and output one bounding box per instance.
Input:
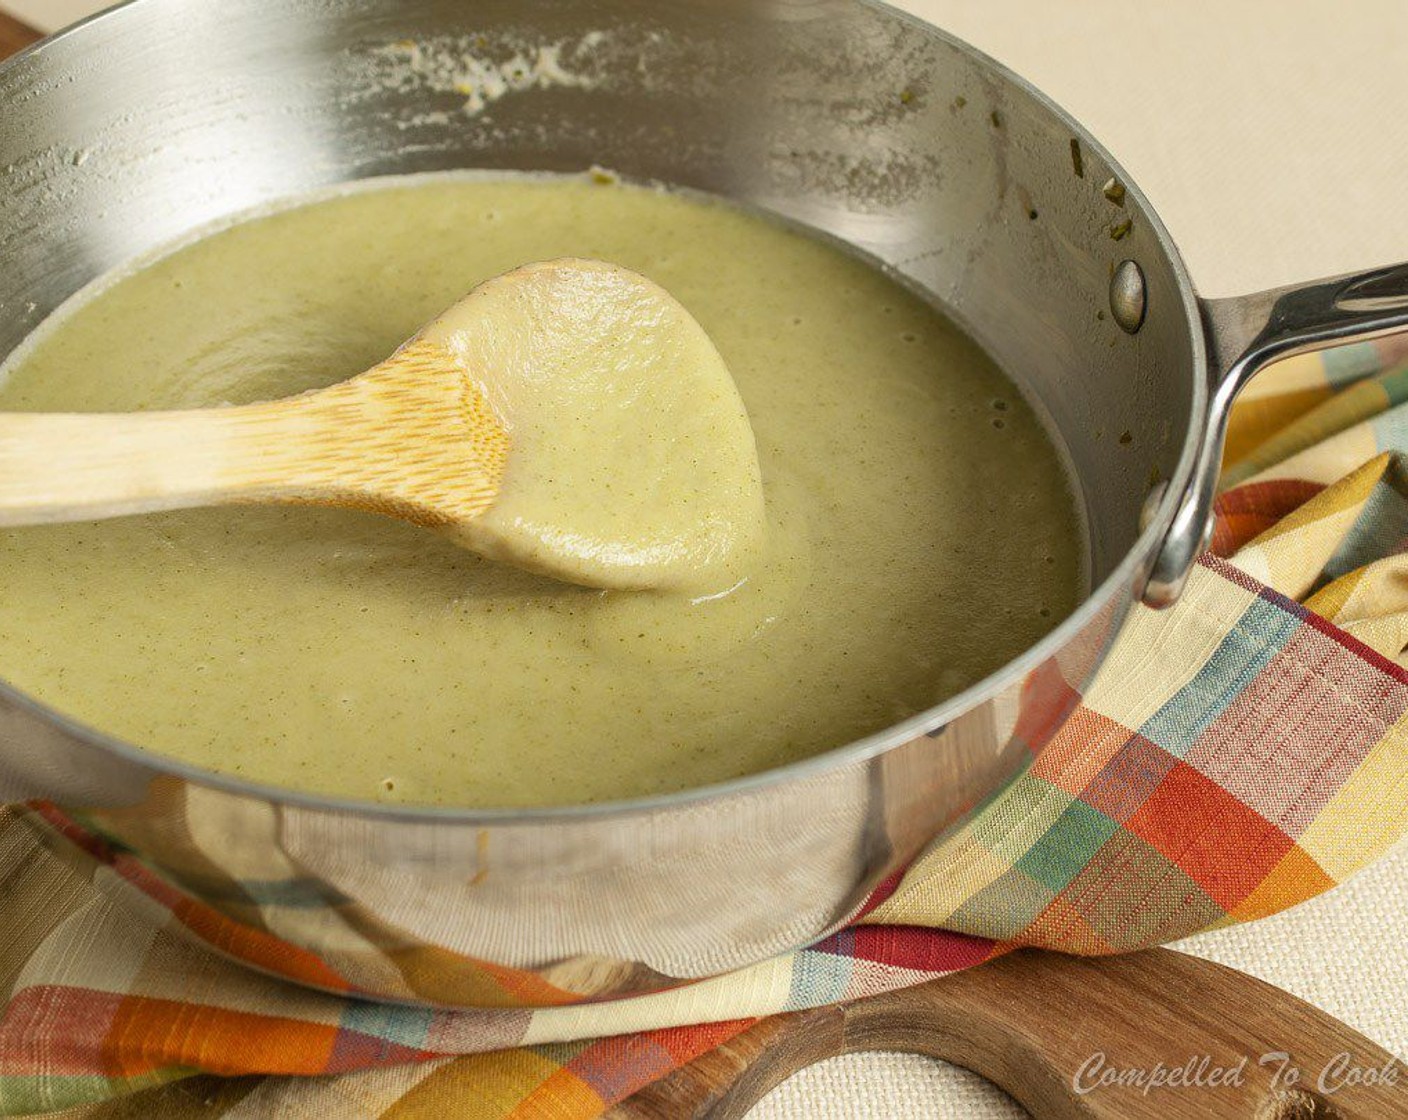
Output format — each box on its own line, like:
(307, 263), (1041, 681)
(0, 396), (339, 525)
(0, 345), (508, 531)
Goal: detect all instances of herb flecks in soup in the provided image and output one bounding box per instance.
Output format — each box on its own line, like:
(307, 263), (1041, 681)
(0, 175), (1083, 808)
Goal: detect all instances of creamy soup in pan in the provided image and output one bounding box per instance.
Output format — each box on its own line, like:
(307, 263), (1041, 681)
(0, 174), (1083, 808)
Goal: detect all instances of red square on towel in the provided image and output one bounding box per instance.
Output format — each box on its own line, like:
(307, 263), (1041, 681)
(1126, 760), (1295, 910)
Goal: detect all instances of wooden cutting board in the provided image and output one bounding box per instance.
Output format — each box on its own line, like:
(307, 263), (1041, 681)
(611, 948), (1408, 1119)
(1, 15), (1405, 1119)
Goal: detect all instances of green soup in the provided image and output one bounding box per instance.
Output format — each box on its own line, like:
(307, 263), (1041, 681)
(0, 174), (1083, 808)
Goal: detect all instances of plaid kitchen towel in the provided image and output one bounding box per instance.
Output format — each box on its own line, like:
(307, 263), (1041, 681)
(4, 336), (1408, 1117)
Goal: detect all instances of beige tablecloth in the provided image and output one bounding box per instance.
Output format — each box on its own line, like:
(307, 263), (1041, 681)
(4, 1), (1406, 1115)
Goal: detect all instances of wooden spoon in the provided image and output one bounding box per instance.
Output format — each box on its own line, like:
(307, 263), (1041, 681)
(0, 258), (764, 591)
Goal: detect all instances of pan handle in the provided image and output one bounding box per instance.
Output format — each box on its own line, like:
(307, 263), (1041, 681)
(1142, 262), (1408, 607)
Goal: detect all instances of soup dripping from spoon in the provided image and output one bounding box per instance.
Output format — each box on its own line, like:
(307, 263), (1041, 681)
(0, 258), (766, 591)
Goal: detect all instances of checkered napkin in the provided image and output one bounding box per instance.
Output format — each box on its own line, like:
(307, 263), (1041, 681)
(4, 337), (1408, 1117)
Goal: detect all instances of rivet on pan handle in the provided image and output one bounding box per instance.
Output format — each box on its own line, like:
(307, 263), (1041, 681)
(1142, 262), (1408, 608)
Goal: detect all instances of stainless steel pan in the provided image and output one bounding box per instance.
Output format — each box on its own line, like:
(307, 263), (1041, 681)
(2, 0), (1406, 1008)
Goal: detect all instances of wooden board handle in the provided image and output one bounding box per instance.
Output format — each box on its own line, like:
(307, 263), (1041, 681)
(612, 949), (1408, 1118)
